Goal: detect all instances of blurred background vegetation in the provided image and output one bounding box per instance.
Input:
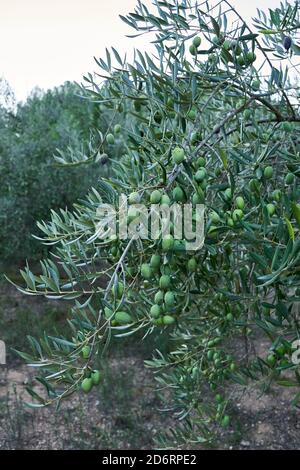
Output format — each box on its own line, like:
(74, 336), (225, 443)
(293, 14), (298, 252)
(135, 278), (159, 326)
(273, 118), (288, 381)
(0, 78), (117, 267)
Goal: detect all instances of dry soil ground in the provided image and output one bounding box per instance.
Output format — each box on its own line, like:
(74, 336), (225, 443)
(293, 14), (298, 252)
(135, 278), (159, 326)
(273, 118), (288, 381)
(0, 281), (299, 450)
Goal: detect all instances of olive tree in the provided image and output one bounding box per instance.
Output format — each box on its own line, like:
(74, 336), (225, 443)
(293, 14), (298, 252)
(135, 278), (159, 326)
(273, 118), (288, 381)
(12, 0), (300, 447)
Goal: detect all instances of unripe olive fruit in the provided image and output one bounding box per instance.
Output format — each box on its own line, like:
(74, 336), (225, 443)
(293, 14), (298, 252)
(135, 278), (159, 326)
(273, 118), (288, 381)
(162, 234), (174, 251)
(191, 131), (200, 144)
(275, 345), (286, 357)
(215, 394), (223, 403)
(127, 207), (139, 222)
(246, 51), (256, 63)
(81, 377), (93, 394)
(163, 315), (175, 325)
(252, 79), (261, 91)
(150, 254), (161, 269)
(141, 263), (152, 279)
(267, 354), (276, 367)
(195, 169), (207, 182)
(189, 44), (197, 56)
(161, 194), (171, 205)
(222, 39), (232, 51)
(266, 203), (276, 216)
(192, 192), (204, 204)
(292, 203), (300, 225)
(91, 370), (102, 386)
(272, 189), (282, 202)
(152, 317), (164, 326)
(187, 108), (197, 120)
(193, 36), (201, 48)
(187, 257), (197, 272)
(164, 291), (175, 307)
(128, 192), (140, 204)
(114, 124), (121, 134)
(150, 304), (161, 318)
(200, 179), (208, 190)
(264, 166), (273, 179)
(112, 282), (124, 299)
(82, 345), (91, 359)
(237, 55), (246, 66)
(230, 41), (241, 55)
(196, 157), (206, 168)
(159, 275), (171, 290)
(224, 188), (232, 200)
(285, 172), (295, 185)
(249, 178), (260, 192)
(154, 290), (164, 305)
(221, 415), (230, 427)
(232, 209), (244, 222)
(226, 312), (234, 321)
(172, 147), (185, 164)
(227, 217), (234, 227)
(173, 186), (185, 202)
(106, 133), (115, 145)
(235, 196), (245, 210)
(209, 211), (221, 224)
(115, 311), (133, 325)
(104, 307), (114, 320)
(150, 190), (162, 204)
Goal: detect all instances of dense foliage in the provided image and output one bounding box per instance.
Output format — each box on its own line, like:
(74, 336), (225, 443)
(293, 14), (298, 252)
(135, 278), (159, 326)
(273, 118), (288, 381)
(12, 0), (300, 447)
(0, 82), (115, 262)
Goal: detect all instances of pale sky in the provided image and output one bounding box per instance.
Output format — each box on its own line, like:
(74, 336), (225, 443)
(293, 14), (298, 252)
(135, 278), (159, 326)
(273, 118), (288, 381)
(0, 0), (280, 102)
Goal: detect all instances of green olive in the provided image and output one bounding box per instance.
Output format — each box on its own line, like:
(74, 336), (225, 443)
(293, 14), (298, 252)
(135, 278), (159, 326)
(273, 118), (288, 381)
(235, 196), (245, 210)
(172, 147), (185, 164)
(173, 186), (185, 202)
(141, 263), (152, 279)
(195, 169), (207, 183)
(285, 172), (295, 185)
(150, 304), (161, 318)
(221, 415), (230, 427)
(82, 345), (91, 359)
(115, 311), (133, 325)
(159, 275), (171, 290)
(150, 190), (162, 204)
(162, 234), (174, 251)
(106, 133), (115, 145)
(164, 291), (175, 307)
(163, 315), (176, 325)
(154, 290), (164, 305)
(187, 257), (197, 272)
(91, 370), (102, 386)
(114, 124), (121, 134)
(266, 203), (276, 216)
(264, 166), (273, 179)
(81, 377), (93, 393)
(193, 36), (202, 48)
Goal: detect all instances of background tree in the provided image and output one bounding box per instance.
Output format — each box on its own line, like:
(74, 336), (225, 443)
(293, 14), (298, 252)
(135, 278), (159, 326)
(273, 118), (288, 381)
(0, 81), (122, 264)
(12, 0), (300, 448)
